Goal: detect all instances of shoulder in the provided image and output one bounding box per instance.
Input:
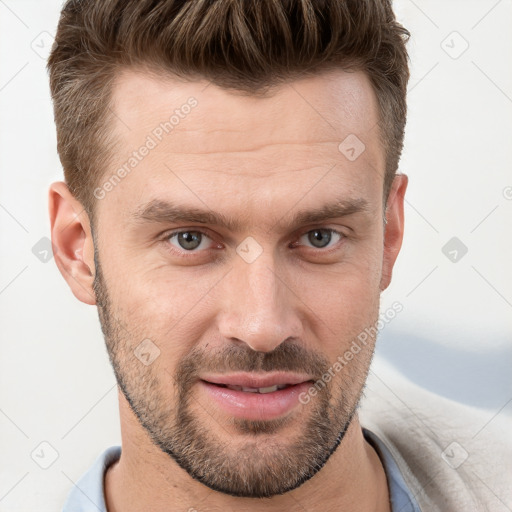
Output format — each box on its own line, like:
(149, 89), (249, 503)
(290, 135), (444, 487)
(359, 362), (511, 512)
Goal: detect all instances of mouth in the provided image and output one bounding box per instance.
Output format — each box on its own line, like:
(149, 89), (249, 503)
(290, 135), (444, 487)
(198, 373), (315, 421)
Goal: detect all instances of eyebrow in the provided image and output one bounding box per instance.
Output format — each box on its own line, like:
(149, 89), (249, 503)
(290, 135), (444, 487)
(131, 197), (370, 233)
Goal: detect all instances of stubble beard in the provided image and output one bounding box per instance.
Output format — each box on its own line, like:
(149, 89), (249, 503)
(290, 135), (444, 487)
(92, 249), (377, 498)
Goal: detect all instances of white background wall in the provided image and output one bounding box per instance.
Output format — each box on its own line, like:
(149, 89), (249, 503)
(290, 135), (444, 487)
(1, 1), (511, 510)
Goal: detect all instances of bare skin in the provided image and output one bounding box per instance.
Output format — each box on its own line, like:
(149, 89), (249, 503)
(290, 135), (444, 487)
(49, 67), (407, 512)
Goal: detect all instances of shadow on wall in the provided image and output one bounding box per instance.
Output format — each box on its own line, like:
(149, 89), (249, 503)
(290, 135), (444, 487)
(376, 328), (512, 413)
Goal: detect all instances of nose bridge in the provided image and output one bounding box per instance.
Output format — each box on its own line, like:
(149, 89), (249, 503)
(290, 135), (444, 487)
(218, 248), (302, 352)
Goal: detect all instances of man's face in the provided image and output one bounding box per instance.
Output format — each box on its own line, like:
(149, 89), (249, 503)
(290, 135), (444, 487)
(88, 68), (401, 497)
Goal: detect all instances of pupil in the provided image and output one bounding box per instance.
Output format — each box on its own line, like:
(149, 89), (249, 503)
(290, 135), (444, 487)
(178, 231), (201, 250)
(308, 229), (331, 248)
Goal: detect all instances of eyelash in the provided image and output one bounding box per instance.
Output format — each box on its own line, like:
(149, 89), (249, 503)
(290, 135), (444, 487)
(160, 228), (347, 258)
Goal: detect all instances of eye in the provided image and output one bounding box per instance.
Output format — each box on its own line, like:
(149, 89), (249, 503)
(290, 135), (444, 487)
(167, 230), (214, 251)
(297, 228), (344, 249)
(162, 227), (345, 258)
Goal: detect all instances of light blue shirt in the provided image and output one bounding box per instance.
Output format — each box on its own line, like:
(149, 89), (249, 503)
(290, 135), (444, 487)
(62, 429), (421, 511)
(363, 428), (421, 512)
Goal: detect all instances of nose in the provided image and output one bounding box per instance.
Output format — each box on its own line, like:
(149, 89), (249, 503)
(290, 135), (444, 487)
(217, 250), (303, 353)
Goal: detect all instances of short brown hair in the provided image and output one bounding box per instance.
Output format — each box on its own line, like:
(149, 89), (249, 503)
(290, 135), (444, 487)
(48, 0), (410, 218)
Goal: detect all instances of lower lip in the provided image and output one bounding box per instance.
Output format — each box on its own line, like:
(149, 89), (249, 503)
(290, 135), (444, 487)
(199, 380), (312, 421)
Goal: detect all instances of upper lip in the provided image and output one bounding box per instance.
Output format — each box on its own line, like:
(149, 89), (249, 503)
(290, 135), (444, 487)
(201, 372), (314, 388)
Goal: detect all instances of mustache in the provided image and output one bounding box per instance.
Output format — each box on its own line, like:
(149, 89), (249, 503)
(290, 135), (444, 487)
(175, 341), (330, 390)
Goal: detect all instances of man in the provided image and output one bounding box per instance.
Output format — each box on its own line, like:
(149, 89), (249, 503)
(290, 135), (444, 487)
(47, 1), (510, 511)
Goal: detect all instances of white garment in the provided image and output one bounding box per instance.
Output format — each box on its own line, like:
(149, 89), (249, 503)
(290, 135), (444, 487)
(359, 364), (512, 511)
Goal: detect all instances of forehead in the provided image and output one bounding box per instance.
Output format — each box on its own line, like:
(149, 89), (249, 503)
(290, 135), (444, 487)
(111, 67), (381, 152)
(97, 67), (384, 224)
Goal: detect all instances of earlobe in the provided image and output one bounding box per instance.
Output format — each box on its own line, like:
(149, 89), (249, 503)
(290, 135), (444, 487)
(380, 173), (408, 291)
(48, 181), (97, 305)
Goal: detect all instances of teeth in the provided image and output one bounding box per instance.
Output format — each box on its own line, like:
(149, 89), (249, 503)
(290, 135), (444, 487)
(225, 384), (289, 393)
(242, 386), (260, 393)
(257, 385), (279, 394)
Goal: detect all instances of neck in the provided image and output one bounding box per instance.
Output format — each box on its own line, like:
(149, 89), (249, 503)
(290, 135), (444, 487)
(105, 394), (390, 512)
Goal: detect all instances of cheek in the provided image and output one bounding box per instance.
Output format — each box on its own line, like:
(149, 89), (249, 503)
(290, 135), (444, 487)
(108, 253), (211, 315)
(291, 250), (382, 352)
(296, 237), (382, 297)
(105, 263), (222, 357)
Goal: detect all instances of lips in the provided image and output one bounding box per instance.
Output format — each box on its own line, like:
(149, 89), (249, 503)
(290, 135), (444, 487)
(198, 372), (315, 421)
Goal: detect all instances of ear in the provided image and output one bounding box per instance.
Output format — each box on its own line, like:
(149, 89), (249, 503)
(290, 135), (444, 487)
(380, 173), (408, 291)
(48, 181), (97, 305)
